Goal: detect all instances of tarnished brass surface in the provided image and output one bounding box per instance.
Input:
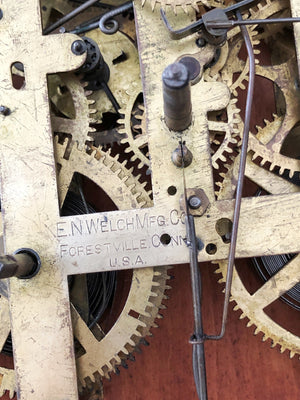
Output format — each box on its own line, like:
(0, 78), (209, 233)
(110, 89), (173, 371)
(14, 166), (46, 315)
(0, 0), (300, 398)
(0, 1), (85, 398)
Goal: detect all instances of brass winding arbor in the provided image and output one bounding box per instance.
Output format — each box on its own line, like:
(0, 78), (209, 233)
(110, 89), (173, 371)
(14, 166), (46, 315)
(0, 1), (299, 399)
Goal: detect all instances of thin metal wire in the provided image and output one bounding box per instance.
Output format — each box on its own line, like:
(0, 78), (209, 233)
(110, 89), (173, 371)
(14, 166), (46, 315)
(98, 1), (133, 35)
(43, 0), (100, 34)
(180, 141), (207, 400)
(206, 9), (255, 341)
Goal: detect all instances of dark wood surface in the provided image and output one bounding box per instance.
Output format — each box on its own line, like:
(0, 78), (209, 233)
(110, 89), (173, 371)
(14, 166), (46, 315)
(102, 263), (300, 400)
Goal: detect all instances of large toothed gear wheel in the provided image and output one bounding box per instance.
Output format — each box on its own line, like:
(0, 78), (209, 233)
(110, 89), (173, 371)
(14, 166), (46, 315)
(215, 154), (300, 357)
(49, 73), (97, 149)
(118, 87), (241, 170)
(245, 21), (300, 176)
(140, 0), (230, 13)
(118, 88), (150, 169)
(0, 141), (171, 394)
(207, 0), (290, 95)
(57, 141), (171, 386)
(140, 0), (201, 13)
(208, 98), (241, 169)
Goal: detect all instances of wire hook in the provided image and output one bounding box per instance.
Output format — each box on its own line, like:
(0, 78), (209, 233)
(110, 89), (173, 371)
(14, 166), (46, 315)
(99, 1), (133, 35)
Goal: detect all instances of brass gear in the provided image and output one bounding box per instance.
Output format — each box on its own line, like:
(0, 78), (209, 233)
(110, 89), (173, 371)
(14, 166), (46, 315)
(215, 154), (300, 357)
(207, 0), (291, 95)
(118, 88), (150, 169)
(0, 140), (171, 394)
(56, 140), (171, 387)
(247, 56), (300, 178)
(118, 87), (241, 170)
(230, 0), (300, 178)
(83, 28), (141, 123)
(49, 73), (97, 149)
(139, 0), (231, 13)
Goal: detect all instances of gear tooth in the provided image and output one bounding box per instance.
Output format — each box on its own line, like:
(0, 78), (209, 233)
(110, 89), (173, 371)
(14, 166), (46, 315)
(280, 345), (287, 354)
(212, 160), (219, 169)
(114, 355), (122, 364)
(233, 304), (240, 312)
(84, 90), (93, 97)
(289, 170), (295, 179)
(289, 350), (295, 359)
(130, 153), (138, 162)
(279, 166), (285, 175)
(254, 327), (260, 335)
(262, 334), (268, 342)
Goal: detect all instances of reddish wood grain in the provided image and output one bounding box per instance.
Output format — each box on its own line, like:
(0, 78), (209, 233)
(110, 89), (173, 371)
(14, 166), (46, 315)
(102, 263), (300, 400)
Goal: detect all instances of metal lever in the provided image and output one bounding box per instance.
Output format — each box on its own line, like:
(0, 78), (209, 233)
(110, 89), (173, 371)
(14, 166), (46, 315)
(186, 213), (207, 400)
(160, 0), (258, 40)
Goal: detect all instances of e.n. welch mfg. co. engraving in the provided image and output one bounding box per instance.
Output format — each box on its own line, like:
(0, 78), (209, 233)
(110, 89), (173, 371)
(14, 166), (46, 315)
(0, 0), (300, 399)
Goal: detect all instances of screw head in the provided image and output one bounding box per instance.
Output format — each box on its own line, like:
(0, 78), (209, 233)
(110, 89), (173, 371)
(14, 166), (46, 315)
(188, 195), (202, 209)
(162, 62), (189, 89)
(196, 37), (207, 48)
(71, 40), (87, 55)
(0, 106), (11, 116)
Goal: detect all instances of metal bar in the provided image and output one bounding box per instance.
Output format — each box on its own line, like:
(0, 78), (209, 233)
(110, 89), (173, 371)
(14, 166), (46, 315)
(43, 0), (100, 34)
(207, 9), (255, 341)
(186, 214), (207, 400)
(206, 17), (300, 29)
(0, 254), (34, 279)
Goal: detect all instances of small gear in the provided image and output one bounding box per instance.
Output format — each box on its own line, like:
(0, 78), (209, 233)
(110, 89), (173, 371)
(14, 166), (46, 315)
(215, 154), (300, 357)
(83, 28), (141, 123)
(49, 73), (97, 149)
